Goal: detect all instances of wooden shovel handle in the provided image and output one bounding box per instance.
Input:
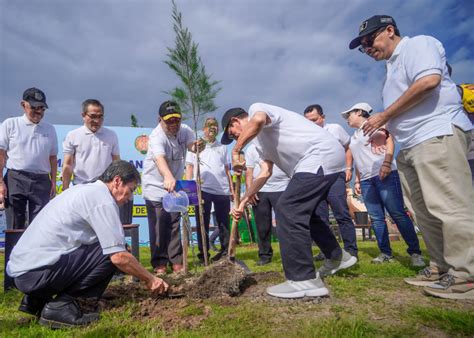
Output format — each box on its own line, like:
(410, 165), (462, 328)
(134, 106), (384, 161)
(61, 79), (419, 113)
(228, 173), (241, 258)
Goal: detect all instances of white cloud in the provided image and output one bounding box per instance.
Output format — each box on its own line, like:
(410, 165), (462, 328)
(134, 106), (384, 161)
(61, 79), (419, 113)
(1, 0), (472, 131)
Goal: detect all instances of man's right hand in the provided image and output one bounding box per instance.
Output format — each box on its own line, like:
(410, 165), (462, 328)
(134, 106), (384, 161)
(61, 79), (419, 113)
(0, 181), (7, 204)
(147, 276), (169, 295)
(163, 176), (176, 192)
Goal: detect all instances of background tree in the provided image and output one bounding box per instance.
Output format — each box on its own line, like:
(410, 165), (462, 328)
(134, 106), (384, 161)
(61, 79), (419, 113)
(130, 114), (139, 128)
(164, 0), (221, 267)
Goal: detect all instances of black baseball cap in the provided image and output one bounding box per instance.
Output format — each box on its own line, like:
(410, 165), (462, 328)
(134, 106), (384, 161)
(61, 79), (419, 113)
(220, 107), (246, 145)
(349, 15), (397, 49)
(159, 100), (182, 120)
(23, 87), (48, 108)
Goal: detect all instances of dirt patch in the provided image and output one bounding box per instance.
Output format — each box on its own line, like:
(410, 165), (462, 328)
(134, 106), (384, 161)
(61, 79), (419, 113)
(185, 259), (253, 299)
(135, 297), (212, 331)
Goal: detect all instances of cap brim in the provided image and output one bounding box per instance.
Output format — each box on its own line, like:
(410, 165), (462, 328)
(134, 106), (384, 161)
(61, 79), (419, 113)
(28, 100), (48, 109)
(220, 128), (233, 145)
(349, 26), (381, 49)
(349, 36), (363, 49)
(162, 113), (181, 121)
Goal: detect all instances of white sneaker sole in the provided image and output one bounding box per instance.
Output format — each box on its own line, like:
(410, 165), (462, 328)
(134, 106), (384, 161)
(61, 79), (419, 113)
(423, 288), (474, 300)
(321, 255), (358, 276)
(266, 287), (329, 299)
(404, 278), (438, 287)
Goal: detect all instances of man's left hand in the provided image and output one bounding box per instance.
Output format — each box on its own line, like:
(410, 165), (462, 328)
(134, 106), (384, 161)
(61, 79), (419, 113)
(50, 181), (56, 198)
(362, 112), (388, 136)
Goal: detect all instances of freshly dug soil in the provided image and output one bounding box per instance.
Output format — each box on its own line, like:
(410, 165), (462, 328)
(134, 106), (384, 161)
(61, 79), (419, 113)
(186, 259), (253, 299)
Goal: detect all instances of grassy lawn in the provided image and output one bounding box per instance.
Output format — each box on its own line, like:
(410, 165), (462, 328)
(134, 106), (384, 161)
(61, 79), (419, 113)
(1, 238), (474, 337)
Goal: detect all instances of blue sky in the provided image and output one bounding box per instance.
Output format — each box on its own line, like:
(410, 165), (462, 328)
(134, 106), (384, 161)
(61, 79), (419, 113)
(1, 0), (473, 132)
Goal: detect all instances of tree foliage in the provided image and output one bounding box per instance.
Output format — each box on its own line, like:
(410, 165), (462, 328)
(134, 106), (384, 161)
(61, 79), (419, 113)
(130, 114), (139, 128)
(164, 0), (220, 128)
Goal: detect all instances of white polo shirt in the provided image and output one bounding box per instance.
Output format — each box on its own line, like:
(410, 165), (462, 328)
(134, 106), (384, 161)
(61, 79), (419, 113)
(142, 123), (195, 201)
(323, 123), (350, 147)
(63, 126), (120, 184)
(6, 180), (126, 278)
(0, 114), (58, 174)
(186, 140), (231, 196)
(246, 143), (290, 192)
(249, 103), (345, 176)
(383, 36), (472, 150)
(349, 128), (397, 181)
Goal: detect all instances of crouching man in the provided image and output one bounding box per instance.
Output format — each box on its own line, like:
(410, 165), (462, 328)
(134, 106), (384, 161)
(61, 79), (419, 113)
(6, 160), (168, 328)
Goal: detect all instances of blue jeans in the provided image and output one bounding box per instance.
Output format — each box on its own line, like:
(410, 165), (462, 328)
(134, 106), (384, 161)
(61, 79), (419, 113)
(360, 170), (421, 256)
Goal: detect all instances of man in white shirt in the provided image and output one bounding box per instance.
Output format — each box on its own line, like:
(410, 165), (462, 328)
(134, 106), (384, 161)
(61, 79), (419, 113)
(246, 142), (290, 265)
(349, 15), (473, 299)
(142, 101), (202, 274)
(222, 103), (357, 299)
(304, 104), (358, 259)
(62, 99), (120, 188)
(7, 161), (168, 328)
(185, 117), (234, 263)
(0, 88), (58, 229)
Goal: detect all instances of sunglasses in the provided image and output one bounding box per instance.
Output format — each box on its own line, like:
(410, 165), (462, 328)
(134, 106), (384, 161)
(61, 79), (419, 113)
(164, 117), (181, 125)
(85, 113), (104, 120)
(358, 27), (387, 54)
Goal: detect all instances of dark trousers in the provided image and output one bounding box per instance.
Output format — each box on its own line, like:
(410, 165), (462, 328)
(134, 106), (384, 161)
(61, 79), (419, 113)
(252, 191), (283, 261)
(145, 199), (182, 268)
(314, 172), (358, 257)
(277, 169), (342, 281)
(4, 169), (51, 229)
(14, 241), (116, 300)
(195, 191), (230, 259)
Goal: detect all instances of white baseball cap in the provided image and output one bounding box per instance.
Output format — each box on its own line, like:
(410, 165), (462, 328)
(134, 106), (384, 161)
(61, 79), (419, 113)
(340, 102), (373, 119)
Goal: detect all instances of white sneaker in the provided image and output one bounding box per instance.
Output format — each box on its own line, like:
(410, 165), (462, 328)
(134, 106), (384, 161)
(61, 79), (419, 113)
(266, 275), (329, 299)
(318, 249), (358, 277)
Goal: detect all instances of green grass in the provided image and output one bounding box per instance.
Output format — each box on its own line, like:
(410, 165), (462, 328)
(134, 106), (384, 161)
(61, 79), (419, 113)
(1, 238), (473, 337)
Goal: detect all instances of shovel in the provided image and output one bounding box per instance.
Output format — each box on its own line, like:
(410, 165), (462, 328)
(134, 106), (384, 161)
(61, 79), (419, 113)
(227, 173), (251, 273)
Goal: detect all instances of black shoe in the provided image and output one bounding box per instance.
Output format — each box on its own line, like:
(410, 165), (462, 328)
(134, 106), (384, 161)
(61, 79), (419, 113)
(39, 295), (99, 329)
(256, 258), (271, 266)
(18, 295), (50, 317)
(211, 251), (227, 262)
(313, 252), (326, 261)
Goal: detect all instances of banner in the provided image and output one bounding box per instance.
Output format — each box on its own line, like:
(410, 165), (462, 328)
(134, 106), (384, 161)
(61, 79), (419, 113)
(55, 124), (154, 245)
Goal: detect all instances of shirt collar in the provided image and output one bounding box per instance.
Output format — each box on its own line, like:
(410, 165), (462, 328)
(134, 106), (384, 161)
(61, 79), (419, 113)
(387, 36), (409, 64)
(21, 114), (41, 126)
(83, 125), (102, 135)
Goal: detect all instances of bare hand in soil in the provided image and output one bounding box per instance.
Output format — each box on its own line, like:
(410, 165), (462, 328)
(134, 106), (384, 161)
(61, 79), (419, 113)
(148, 276), (169, 295)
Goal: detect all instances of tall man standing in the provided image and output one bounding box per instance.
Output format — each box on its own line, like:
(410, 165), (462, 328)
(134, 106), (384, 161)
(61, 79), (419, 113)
(62, 99), (120, 189)
(185, 117), (234, 263)
(142, 101), (202, 274)
(222, 103), (357, 299)
(349, 15), (473, 299)
(304, 104), (358, 259)
(0, 88), (58, 229)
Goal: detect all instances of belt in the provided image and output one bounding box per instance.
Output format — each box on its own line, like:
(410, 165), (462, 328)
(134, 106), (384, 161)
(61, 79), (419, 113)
(8, 169), (50, 179)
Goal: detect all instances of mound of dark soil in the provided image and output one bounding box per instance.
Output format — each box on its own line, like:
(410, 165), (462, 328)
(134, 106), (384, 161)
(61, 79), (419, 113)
(185, 259), (254, 298)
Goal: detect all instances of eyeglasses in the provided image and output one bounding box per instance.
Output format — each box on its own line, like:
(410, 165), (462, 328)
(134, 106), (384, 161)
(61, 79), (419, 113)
(164, 117), (181, 125)
(85, 113), (104, 120)
(358, 27), (387, 54)
(27, 104), (46, 112)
